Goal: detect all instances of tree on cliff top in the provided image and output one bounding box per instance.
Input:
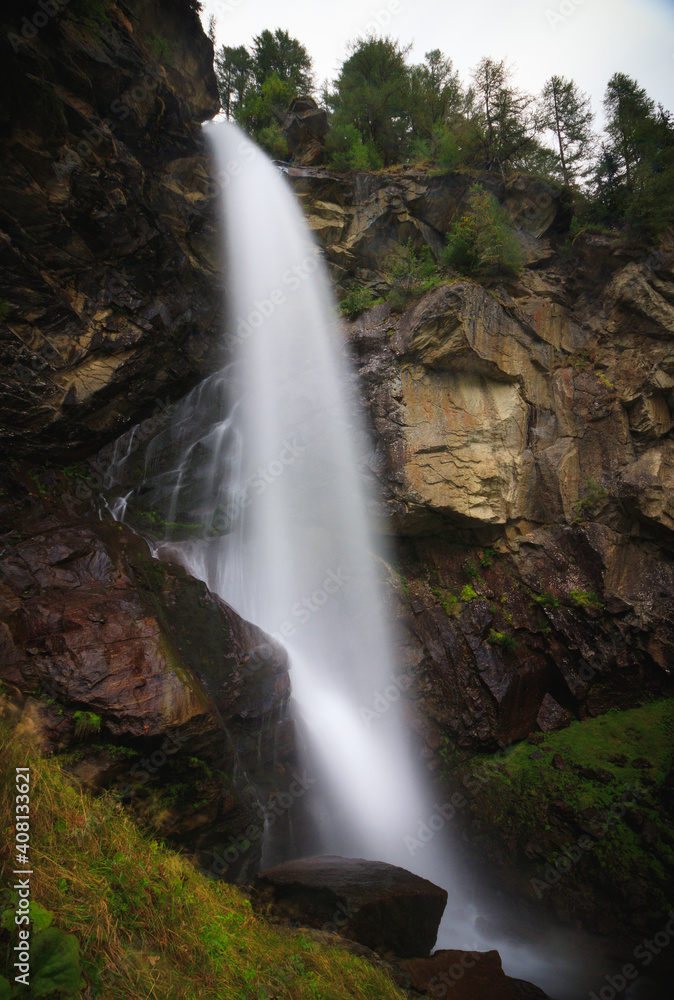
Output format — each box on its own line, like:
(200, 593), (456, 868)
(215, 44), (252, 120)
(539, 75), (595, 186)
(250, 28), (314, 95)
(470, 57), (537, 172)
(329, 36), (413, 166)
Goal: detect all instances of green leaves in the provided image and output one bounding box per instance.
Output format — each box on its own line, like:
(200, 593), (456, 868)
(441, 184), (523, 280)
(30, 928), (82, 998)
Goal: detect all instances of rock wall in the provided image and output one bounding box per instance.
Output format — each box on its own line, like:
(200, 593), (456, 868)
(286, 166), (674, 752)
(0, 0), (221, 460)
(0, 467), (295, 879)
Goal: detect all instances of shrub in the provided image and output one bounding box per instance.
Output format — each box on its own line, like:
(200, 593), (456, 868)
(570, 590), (604, 609)
(72, 711), (101, 740)
(534, 591), (559, 608)
(383, 239), (437, 310)
(460, 584), (478, 602)
(441, 184), (524, 280)
(339, 284), (376, 320)
(325, 123), (383, 171)
(488, 630), (518, 651)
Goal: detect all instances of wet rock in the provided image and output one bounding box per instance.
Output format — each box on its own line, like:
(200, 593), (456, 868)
(396, 948), (553, 999)
(0, 0), (221, 460)
(0, 494), (294, 880)
(536, 694), (571, 733)
(255, 856), (448, 958)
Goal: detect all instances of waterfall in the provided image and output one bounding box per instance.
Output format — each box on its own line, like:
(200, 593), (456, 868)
(104, 122), (616, 999)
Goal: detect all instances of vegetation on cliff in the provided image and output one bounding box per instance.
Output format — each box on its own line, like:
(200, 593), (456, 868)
(447, 700), (674, 930)
(216, 32), (673, 239)
(0, 719), (405, 1000)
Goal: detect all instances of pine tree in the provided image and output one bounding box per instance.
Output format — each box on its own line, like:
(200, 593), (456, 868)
(470, 58), (536, 172)
(329, 37), (413, 166)
(441, 185), (523, 279)
(215, 45), (252, 121)
(604, 72), (656, 188)
(250, 29), (314, 95)
(539, 75), (594, 186)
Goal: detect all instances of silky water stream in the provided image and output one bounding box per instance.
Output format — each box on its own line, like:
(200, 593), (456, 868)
(104, 122), (647, 1000)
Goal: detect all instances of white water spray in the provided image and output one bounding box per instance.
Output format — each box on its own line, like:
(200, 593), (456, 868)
(104, 123), (626, 999)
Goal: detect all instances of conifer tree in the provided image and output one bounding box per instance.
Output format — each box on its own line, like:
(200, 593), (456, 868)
(539, 75), (594, 186)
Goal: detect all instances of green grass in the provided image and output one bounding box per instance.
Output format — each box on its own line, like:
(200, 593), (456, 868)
(0, 720), (406, 1000)
(454, 700), (674, 919)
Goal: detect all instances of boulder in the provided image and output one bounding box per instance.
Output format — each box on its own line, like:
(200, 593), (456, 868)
(0, 472), (295, 880)
(397, 949), (553, 999)
(282, 97), (329, 166)
(255, 855), (448, 958)
(536, 694), (571, 734)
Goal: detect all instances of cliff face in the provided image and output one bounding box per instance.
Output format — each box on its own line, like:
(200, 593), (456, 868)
(289, 168), (674, 752)
(0, 0), (221, 460)
(0, 1), (302, 881)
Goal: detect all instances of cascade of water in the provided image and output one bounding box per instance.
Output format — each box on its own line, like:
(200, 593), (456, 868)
(104, 122), (627, 1000)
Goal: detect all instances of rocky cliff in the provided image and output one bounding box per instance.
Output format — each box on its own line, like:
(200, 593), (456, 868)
(289, 166), (674, 943)
(0, 0), (301, 882)
(0, 0), (221, 460)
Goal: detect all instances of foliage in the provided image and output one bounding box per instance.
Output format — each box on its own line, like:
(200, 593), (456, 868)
(216, 29), (313, 151)
(487, 630), (518, 651)
(572, 476), (607, 521)
(72, 711), (101, 740)
(0, 721), (407, 1000)
(235, 75), (294, 156)
(452, 700), (674, 920)
(215, 45), (252, 120)
(146, 33), (175, 64)
(469, 57), (538, 172)
(538, 75), (595, 186)
(460, 584), (478, 602)
(534, 591), (559, 608)
(250, 29), (314, 94)
(570, 590), (604, 609)
(383, 238), (437, 310)
(329, 37), (413, 166)
(325, 123), (383, 170)
(339, 285), (377, 319)
(441, 185), (523, 280)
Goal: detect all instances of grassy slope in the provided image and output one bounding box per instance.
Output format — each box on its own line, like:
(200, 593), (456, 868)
(0, 719), (405, 1000)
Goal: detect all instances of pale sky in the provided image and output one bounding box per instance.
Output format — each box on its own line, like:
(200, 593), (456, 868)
(198, 0), (674, 125)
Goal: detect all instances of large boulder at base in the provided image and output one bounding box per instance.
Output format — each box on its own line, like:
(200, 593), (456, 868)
(255, 855), (448, 958)
(398, 949), (553, 999)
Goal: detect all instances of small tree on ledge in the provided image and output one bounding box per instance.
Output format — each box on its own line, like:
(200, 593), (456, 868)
(441, 184), (524, 280)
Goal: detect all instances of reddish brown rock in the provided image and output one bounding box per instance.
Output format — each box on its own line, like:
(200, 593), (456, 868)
(0, 473), (294, 880)
(398, 948), (552, 999)
(536, 694), (571, 734)
(255, 856), (448, 958)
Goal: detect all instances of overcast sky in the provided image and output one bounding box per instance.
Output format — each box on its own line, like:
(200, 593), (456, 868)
(198, 0), (674, 126)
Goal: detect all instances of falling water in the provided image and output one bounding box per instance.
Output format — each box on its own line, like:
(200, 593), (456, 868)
(104, 123), (636, 999)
